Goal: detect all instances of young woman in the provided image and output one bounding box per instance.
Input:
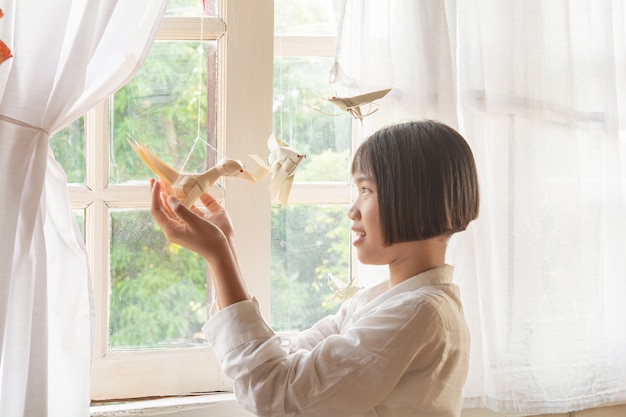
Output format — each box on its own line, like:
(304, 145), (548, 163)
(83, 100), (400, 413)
(150, 119), (480, 417)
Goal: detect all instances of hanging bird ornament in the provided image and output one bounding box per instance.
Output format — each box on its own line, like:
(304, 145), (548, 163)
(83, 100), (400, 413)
(250, 134), (306, 207)
(316, 88), (391, 121)
(127, 138), (256, 208)
(0, 9), (13, 66)
(327, 274), (361, 302)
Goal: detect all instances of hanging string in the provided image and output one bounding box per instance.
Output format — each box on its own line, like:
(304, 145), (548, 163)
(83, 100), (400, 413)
(179, 5), (231, 173)
(179, 1), (244, 174)
(179, 8), (206, 172)
(272, 35), (283, 141)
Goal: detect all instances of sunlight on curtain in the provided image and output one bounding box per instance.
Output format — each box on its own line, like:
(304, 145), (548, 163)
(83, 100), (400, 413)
(0, 1), (167, 416)
(333, 0), (626, 414)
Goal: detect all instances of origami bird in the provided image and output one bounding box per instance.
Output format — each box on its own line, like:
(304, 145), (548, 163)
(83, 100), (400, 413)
(327, 274), (360, 302)
(318, 88), (392, 121)
(127, 138), (256, 208)
(0, 9), (13, 66)
(249, 134), (306, 207)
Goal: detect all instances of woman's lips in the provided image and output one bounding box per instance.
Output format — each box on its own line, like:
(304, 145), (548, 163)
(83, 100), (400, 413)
(351, 227), (365, 246)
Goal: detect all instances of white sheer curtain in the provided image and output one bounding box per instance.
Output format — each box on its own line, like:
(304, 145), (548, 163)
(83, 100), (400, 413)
(334, 0), (626, 414)
(0, 1), (167, 416)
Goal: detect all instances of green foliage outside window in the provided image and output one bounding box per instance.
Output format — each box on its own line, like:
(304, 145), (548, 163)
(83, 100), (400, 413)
(110, 41), (211, 184)
(50, 117), (85, 184)
(270, 205), (351, 331)
(111, 41), (214, 349)
(51, 34), (353, 347)
(109, 210), (208, 349)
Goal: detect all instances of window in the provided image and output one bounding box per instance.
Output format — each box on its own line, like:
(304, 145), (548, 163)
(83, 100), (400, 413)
(270, 0), (354, 331)
(51, 0), (273, 400)
(270, 0), (388, 331)
(51, 0), (371, 401)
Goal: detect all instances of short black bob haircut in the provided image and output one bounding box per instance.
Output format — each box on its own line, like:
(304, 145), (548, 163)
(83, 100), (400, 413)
(351, 120), (480, 245)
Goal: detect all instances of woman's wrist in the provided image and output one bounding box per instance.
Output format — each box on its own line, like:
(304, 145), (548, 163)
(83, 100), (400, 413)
(197, 230), (229, 261)
(204, 237), (250, 307)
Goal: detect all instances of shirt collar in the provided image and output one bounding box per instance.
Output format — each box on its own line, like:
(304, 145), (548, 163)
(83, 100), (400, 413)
(366, 264), (455, 302)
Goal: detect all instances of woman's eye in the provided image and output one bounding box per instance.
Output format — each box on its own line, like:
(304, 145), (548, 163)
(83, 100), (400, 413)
(352, 183), (374, 195)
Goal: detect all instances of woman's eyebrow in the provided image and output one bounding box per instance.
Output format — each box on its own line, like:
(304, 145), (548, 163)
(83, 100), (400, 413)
(354, 175), (374, 183)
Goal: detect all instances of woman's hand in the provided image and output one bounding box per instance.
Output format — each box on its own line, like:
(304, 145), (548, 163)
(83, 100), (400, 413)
(149, 179), (231, 262)
(152, 179), (236, 243)
(191, 189), (236, 244)
(150, 179), (250, 308)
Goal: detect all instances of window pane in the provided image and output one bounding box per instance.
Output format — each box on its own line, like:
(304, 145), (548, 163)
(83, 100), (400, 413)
(109, 209), (208, 350)
(50, 117), (85, 184)
(166, 0), (217, 17)
(74, 209), (85, 241)
(110, 40), (218, 184)
(270, 204), (351, 331)
(275, 0), (340, 36)
(273, 56), (352, 182)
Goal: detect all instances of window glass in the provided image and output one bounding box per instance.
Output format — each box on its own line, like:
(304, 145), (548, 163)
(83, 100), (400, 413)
(270, 205), (351, 331)
(273, 56), (351, 182)
(74, 209), (85, 241)
(274, 0), (339, 36)
(109, 209), (208, 350)
(48, 1), (271, 400)
(165, 0), (217, 17)
(109, 40), (218, 184)
(271, 0), (354, 333)
(50, 117), (85, 184)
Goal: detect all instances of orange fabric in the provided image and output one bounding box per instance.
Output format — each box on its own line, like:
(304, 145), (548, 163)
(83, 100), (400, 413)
(0, 8), (12, 65)
(0, 40), (12, 65)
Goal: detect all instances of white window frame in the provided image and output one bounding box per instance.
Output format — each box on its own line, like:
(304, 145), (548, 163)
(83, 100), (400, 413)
(273, 31), (361, 296)
(72, 0), (274, 401)
(274, 32), (355, 204)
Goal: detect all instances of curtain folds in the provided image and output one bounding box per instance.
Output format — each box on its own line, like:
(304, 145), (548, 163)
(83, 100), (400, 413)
(0, 1), (167, 416)
(334, 0), (626, 414)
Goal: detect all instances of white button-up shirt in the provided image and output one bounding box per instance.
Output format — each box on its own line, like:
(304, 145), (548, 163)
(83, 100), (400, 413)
(203, 265), (469, 417)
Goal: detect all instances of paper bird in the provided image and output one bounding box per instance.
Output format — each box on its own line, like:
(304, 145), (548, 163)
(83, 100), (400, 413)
(327, 274), (360, 302)
(127, 138), (256, 208)
(249, 134), (306, 206)
(318, 88), (391, 121)
(0, 40), (12, 65)
(0, 9), (13, 66)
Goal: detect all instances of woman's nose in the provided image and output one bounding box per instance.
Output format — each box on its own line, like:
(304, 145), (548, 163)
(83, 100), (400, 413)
(347, 202), (359, 220)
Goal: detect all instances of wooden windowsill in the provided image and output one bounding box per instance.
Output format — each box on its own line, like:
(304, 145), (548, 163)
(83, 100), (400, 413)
(90, 394), (626, 417)
(90, 392), (253, 417)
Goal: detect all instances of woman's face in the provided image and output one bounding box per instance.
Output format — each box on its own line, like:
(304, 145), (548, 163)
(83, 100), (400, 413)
(347, 171), (387, 265)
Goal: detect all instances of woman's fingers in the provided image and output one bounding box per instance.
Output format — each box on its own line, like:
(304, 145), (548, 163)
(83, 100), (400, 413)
(159, 180), (175, 196)
(149, 180), (233, 265)
(199, 192), (224, 214)
(160, 189), (178, 219)
(150, 181), (174, 230)
(166, 195), (201, 229)
(189, 203), (206, 218)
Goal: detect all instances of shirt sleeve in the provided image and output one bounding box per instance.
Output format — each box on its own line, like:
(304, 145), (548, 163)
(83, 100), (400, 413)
(287, 315), (338, 352)
(287, 297), (354, 352)
(203, 292), (450, 417)
(287, 285), (377, 352)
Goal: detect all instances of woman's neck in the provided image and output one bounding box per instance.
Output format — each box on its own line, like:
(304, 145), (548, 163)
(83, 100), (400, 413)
(387, 236), (448, 287)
